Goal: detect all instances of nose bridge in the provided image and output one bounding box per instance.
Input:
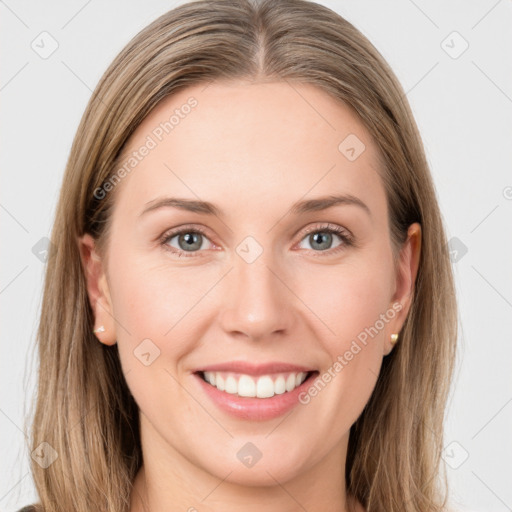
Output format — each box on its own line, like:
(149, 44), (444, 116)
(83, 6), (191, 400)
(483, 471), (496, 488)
(219, 243), (293, 340)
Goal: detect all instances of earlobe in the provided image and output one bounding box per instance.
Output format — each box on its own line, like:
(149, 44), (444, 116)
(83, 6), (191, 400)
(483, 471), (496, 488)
(77, 233), (117, 346)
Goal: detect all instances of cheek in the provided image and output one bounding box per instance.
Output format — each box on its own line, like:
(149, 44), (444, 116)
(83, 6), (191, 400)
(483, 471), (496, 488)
(108, 243), (211, 331)
(294, 252), (394, 344)
(294, 253), (394, 411)
(106, 246), (219, 378)
(106, 254), (207, 422)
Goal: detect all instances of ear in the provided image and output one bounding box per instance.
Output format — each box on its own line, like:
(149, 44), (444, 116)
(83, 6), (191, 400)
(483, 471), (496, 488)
(383, 222), (421, 356)
(77, 233), (117, 346)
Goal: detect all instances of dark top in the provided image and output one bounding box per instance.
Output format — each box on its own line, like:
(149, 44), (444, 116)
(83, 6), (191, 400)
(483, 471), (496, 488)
(17, 507), (38, 512)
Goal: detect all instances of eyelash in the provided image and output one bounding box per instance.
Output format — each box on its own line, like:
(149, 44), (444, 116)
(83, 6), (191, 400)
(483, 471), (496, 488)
(159, 223), (354, 258)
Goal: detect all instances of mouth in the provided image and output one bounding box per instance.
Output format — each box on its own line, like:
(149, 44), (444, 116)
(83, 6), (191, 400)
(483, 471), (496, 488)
(192, 366), (319, 421)
(196, 370), (317, 398)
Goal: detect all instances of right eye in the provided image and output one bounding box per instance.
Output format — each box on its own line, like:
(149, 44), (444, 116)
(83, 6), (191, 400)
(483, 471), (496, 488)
(160, 226), (215, 257)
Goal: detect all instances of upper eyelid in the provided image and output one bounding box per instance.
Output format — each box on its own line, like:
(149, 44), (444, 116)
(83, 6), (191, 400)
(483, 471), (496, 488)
(161, 224), (213, 243)
(300, 223), (349, 236)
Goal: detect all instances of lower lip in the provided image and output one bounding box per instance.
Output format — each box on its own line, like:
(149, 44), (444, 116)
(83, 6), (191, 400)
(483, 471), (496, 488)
(194, 372), (317, 421)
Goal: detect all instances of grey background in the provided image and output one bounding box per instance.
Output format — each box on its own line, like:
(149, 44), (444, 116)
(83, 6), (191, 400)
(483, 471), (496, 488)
(1, 1), (511, 511)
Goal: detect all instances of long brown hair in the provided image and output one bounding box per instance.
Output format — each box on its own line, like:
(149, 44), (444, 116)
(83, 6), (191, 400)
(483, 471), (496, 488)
(26, 1), (458, 510)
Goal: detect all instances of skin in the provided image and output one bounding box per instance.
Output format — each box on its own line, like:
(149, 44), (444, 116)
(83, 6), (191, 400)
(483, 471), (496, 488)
(79, 80), (421, 512)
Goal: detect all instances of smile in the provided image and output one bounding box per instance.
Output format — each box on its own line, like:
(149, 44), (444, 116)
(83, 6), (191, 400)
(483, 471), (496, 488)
(192, 362), (319, 421)
(199, 370), (310, 398)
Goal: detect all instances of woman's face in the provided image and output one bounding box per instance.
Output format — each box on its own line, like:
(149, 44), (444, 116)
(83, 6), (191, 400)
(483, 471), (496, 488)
(81, 80), (419, 489)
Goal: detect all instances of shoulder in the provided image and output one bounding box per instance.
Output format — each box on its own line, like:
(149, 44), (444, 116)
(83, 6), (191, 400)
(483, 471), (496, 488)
(17, 506), (39, 512)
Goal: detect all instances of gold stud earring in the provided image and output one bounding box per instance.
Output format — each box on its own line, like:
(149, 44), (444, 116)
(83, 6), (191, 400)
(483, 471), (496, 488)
(94, 325), (106, 334)
(390, 333), (399, 344)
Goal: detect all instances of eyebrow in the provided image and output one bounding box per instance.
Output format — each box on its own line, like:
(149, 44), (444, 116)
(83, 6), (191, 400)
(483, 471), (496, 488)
(290, 194), (371, 217)
(139, 194), (371, 218)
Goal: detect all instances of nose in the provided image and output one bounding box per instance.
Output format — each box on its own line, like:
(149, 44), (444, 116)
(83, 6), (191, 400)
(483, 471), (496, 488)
(219, 251), (295, 342)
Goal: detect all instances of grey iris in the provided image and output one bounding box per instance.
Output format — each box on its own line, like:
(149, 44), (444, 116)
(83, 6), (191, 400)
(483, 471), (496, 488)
(310, 232), (332, 250)
(179, 232), (202, 251)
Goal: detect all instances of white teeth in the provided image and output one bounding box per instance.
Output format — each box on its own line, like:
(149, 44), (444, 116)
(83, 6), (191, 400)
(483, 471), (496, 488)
(225, 375), (238, 394)
(201, 371), (309, 398)
(216, 373), (225, 391)
(238, 375), (256, 397)
(286, 373), (296, 392)
(256, 376), (274, 398)
(274, 376), (286, 394)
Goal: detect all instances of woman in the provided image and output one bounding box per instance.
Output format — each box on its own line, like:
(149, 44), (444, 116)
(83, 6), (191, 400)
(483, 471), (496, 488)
(22, 0), (458, 510)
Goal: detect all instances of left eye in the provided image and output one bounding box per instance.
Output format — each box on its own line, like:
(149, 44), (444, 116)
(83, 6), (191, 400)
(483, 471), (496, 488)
(297, 227), (348, 252)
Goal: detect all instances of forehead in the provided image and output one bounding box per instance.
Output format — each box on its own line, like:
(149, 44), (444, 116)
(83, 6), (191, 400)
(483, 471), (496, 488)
(111, 80), (386, 222)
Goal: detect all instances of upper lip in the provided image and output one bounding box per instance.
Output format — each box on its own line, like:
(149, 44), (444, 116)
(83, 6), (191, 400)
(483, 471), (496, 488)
(194, 361), (316, 376)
